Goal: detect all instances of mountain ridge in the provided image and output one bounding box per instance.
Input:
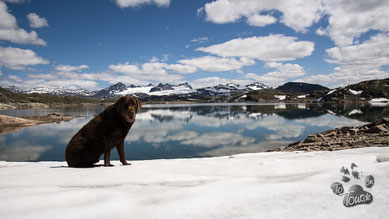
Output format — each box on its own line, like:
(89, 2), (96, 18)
(6, 81), (268, 98)
(3, 78), (389, 104)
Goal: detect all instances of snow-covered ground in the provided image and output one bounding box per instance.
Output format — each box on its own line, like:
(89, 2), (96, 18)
(1, 147), (388, 219)
(349, 89), (363, 95)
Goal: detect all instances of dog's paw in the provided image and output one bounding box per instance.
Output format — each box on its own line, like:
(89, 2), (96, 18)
(330, 163), (375, 207)
(121, 160), (131, 165)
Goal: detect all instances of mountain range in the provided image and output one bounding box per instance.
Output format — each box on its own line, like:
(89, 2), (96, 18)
(6, 82), (270, 99)
(3, 78), (389, 103)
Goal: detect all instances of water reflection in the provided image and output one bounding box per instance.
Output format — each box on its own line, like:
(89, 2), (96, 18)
(1, 103), (388, 162)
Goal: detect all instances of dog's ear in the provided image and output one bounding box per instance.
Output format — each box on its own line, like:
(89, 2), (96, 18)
(135, 97), (142, 113)
(115, 96), (127, 112)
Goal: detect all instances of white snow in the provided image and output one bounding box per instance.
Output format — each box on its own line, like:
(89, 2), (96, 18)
(2, 147), (388, 218)
(327, 109), (336, 115)
(25, 86), (94, 96)
(247, 86), (262, 91)
(237, 94), (247, 100)
(369, 98), (389, 107)
(117, 86), (153, 95)
(327, 89), (336, 95)
(349, 89), (363, 95)
(274, 95), (286, 100)
(348, 109), (363, 115)
(298, 103), (306, 109)
(297, 95), (306, 99)
(248, 112), (262, 119)
(369, 98), (389, 102)
(118, 85), (194, 96)
(274, 103), (286, 109)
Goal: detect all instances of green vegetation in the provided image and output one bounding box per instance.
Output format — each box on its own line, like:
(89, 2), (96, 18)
(244, 89), (298, 102)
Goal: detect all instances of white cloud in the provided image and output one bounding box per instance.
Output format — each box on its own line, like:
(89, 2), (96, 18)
(149, 56), (159, 62)
(55, 64), (89, 72)
(0, 29), (47, 45)
(201, 0), (389, 47)
(108, 61), (186, 84)
(0, 46), (49, 70)
(27, 13), (49, 28)
(324, 0), (389, 47)
(109, 61), (198, 76)
(0, 1), (16, 30)
(114, 0), (170, 8)
(3, 69), (97, 90)
(181, 132), (255, 148)
(191, 36), (209, 44)
(9, 74), (21, 81)
(190, 77), (253, 89)
(245, 62), (306, 87)
(0, 2), (46, 45)
(0, 63), (100, 90)
(203, 0), (324, 32)
(0, 141), (52, 162)
(196, 35), (314, 62)
(109, 62), (140, 74)
(246, 14), (276, 27)
(3, 75), (99, 90)
(179, 56), (255, 72)
(301, 33), (389, 88)
(252, 114), (305, 140)
(315, 27), (327, 36)
(165, 64), (197, 74)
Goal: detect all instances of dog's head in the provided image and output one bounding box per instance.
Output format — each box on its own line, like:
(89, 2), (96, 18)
(115, 96), (142, 124)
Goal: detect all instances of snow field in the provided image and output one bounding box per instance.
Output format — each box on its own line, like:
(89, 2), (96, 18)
(0, 147), (388, 218)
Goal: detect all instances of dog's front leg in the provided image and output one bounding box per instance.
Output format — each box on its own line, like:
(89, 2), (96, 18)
(104, 149), (113, 167)
(117, 141), (130, 165)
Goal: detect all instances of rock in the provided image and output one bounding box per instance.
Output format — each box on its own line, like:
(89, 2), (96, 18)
(366, 124), (388, 133)
(340, 126), (353, 133)
(304, 137), (317, 143)
(381, 118), (389, 124)
(349, 128), (359, 135)
(269, 118), (389, 152)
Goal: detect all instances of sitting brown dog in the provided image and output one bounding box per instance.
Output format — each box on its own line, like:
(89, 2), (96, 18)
(65, 96), (142, 167)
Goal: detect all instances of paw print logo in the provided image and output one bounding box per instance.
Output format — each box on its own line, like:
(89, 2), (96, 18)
(330, 163), (374, 207)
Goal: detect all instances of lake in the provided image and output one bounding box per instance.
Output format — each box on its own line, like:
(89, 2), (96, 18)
(1, 102), (388, 162)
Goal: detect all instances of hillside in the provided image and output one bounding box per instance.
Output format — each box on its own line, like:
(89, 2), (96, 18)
(232, 88), (308, 102)
(318, 78), (389, 102)
(276, 82), (329, 94)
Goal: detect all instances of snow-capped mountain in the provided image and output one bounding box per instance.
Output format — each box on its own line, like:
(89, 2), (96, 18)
(315, 78), (389, 102)
(117, 82), (194, 97)
(196, 82), (268, 96)
(9, 86), (95, 97)
(246, 82), (268, 90)
(92, 82), (128, 98)
(6, 86), (25, 93)
(6, 81), (268, 98)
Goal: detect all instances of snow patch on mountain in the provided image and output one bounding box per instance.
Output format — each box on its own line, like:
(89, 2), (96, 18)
(6, 81), (269, 98)
(23, 86), (95, 96)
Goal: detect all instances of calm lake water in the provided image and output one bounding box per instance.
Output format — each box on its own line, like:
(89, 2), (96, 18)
(1, 102), (388, 162)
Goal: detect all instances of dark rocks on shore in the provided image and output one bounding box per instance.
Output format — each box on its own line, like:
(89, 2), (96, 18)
(268, 118), (389, 152)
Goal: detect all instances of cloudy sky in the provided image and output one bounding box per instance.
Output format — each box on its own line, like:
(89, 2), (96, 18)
(0, 0), (388, 90)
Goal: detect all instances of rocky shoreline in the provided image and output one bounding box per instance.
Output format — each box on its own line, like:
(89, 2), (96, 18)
(269, 118), (389, 152)
(0, 113), (81, 135)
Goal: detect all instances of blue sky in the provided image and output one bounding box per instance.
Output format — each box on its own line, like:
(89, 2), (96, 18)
(0, 0), (388, 90)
